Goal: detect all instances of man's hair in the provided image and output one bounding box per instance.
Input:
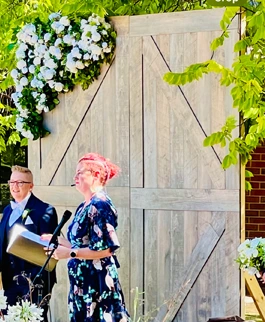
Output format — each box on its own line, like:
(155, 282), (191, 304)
(11, 165), (33, 182)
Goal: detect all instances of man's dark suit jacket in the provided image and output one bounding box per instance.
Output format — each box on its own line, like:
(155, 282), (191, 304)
(0, 193), (58, 292)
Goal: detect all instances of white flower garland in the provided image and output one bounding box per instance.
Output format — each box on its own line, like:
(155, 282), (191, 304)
(11, 12), (116, 140)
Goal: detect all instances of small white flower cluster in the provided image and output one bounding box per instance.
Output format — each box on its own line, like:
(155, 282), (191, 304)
(0, 290), (43, 322)
(10, 12), (116, 140)
(236, 237), (265, 275)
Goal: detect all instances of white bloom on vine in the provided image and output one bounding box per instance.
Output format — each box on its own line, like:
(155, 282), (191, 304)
(36, 104), (44, 112)
(92, 54), (99, 61)
(39, 94), (46, 104)
(44, 106), (49, 112)
(102, 42), (108, 49)
(17, 60), (27, 70)
(102, 30), (107, 36)
(21, 130), (34, 140)
(60, 16), (70, 26)
(47, 80), (55, 89)
(63, 34), (74, 45)
(51, 21), (65, 34)
(33, 57), (41, 66)
(66, 59), (77, 73)
(59, 70), (64, 77)
(91, 31), (101, 42)
(32, 91), (39, 99)
(78, 40), (89, 51)
(44, 33), (52, 42)
(42, 68), (55, 80)
(35, 44), (47, 57)
(20, 77), (29, 86)
(89, 44), (102, 56)
(54, 38), (62, 46)
(29, 65), (36, 74)
(31, 34), (39, 45)
(20, 109), (29, 118)
(16, 117), (24, 131)
(16, 45), (27, 59)
(49, 46), (62, 59)
(45, 59), (57, 69)
(54, 82), (64, 92)
(83, 53), (91, 60)
(71, 47), (82, 59)
(11, 92), (20, 103)
(49, 12), (61, 21)
(16, 84), (23, 92)
(103, 22), (111, 30)
(22, 67), (28, 74)
(11, 69), (19, 79)
(0, 290), (7, 310)
(76, 61), (85, 69)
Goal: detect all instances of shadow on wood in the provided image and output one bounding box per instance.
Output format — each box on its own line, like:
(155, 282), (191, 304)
(207, 317), (244, 322)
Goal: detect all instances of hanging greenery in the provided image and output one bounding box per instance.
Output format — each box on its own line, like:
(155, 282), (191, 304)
(164, 5), (265, 189)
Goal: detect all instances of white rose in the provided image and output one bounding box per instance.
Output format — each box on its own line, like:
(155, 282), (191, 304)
(59, 16), (70, 26)
(45, 59), (57, 69)
(51, 21), (65, 34)
(49, 12), (61, 20)
(22, 130), (34, 140)
(42, 69), (55, 80)
(89, 44), (101, 56)
(22, 67), (28, 74)
(44, 33), (52, 42)
(31, 34), (38, 44)
(32, 91), (39, 98)
(102, 42), (108, 49)
(54, 82), (64, 92)
(33, 57), (41, 66)
(17, 60), (27, 70)
(71, 47), (82, 59)
(16, 49), (26, 59)
(29, 65), (35, 74)
(20, 77), (28, 86)
(54, 38), (62, 46)
(20, 109), (29, 118)
(91, 31), (101, 42)
(16, 84), (23, 92)
(44, 106), (49, 112)
(63, 34), (73, 45)
(47, 80), (55, 88)
(10, 69), (19, 79)
(76, 61), (85, 69)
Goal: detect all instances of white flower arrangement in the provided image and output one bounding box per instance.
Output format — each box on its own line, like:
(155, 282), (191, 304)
(236, 237), (265, 275)
(0, 290), (43, 321)
(10, 12), (116, 140)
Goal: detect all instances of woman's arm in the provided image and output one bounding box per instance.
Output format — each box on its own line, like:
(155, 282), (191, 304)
(45, 245), (112, 260)
(41, 234), (72, 248)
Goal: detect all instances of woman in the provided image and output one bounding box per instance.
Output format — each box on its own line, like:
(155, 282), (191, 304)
(43, 153), (130, 322)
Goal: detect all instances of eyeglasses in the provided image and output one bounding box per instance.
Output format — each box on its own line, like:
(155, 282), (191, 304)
(8, 181), (32, 187)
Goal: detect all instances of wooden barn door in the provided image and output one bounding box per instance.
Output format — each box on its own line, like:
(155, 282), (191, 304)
(28, 9), (240, 322)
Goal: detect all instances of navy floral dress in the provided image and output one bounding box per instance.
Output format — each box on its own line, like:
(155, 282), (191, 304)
(67, 191), (130, 322)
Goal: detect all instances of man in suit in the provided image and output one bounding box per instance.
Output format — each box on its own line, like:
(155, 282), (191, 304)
(0, 165), (58, 321)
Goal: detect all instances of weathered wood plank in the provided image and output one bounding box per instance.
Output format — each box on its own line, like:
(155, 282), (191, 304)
(162, 212), (226, 322)
(131, 188), (239, 211)
(32, 186), (129, 208)
(130, 9), (237, 37)
(129, 36), (143, 188)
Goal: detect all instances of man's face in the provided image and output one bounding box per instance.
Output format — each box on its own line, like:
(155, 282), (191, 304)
(9, 171), (33, 202)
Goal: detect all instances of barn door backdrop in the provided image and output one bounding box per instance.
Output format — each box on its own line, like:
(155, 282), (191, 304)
(28, 8), (240, 322)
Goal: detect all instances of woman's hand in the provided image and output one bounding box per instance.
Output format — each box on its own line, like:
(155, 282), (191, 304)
(44, 245), (72, 260)
(41, 234), (72, 248)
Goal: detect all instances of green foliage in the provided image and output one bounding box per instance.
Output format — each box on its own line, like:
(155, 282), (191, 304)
(164, 4), (265, 189)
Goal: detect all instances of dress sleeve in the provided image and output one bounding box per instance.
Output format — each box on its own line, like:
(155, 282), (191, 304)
(89, 199), (120, 253)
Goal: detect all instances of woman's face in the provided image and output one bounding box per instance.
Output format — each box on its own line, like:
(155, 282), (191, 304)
(74, 162), (94, 194)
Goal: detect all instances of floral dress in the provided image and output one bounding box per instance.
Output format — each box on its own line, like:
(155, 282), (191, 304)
(67, 191), (130, 322)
